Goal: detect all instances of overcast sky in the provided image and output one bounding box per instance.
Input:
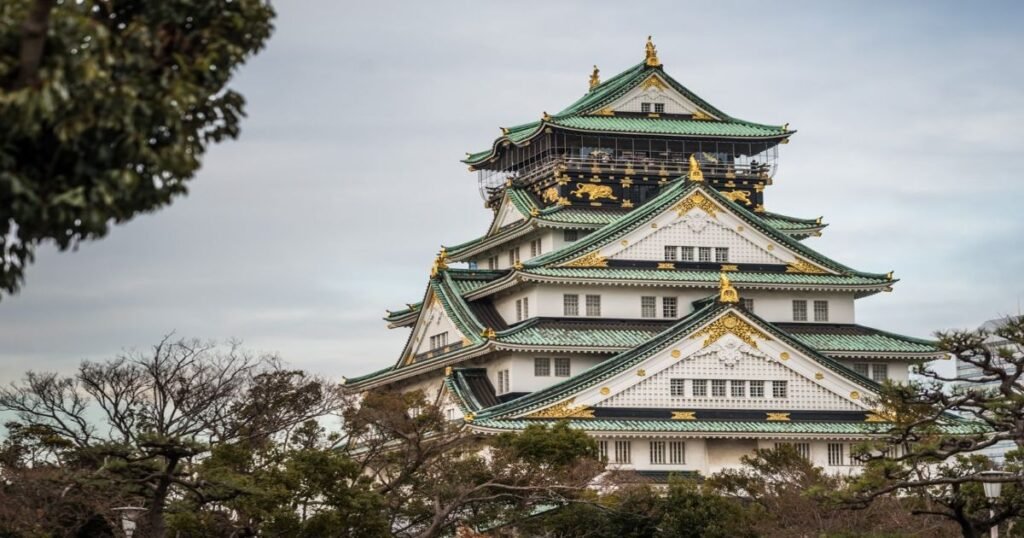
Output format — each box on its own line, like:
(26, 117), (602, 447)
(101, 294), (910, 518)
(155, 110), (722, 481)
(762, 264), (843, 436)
(1, 0), (1022, 381)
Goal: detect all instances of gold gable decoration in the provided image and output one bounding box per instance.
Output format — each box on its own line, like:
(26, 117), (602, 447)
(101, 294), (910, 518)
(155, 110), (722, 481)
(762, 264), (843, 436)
(526, 397), (594, 419)
(786, 258), (828, 275)
(672, 192), (717, 218)
(718, 273), (739, 304)
(640, 74), (668, 91)
(687, 155), (704, 182)
(644, 36), (662, 67)
(671, 411), (697, 421)
(429, 248), (449, 279)
(692, 312), (771, 349)
(561, 251), (608, 268)
(589, 65), (601, 90)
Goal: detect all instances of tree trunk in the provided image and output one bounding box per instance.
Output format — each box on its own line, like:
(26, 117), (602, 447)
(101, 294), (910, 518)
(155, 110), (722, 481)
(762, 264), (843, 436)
(13, 0), (55, 89)
(142, 457), (178, 538)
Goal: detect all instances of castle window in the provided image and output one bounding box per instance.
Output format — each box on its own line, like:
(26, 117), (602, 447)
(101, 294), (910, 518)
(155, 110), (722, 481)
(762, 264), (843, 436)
(514, 297), (529, 321)
(496, 369), (510, 394)
(698, 247), (712, 262)
(711, 379), (727, 397)
(554, 358), (570, 377)
(680, 247), (695, 262)
(429, 332), (448, 350)
(792, 300), (808, 321)
(508, 247), (520, 266)
(534, 357), (550, 376)
(650, 441), (666, 464)
(654, 103), (665, 114)
(586, 295), (601, 317)
(662, 297), (678, 318)
(641, 296), (657, 318)
(664, 246), (678, 261)
(564, 294), (579, 316)
(853, 363), (870, 378)
(730, 380), (746, 398)
(564, 229), (578, 242)
(614, 441), (632, 464)
(670, 378), (685, 396)
(776, 442), (811, 460)
(692, 379), (707, 397)
(749, 380), (765, 398)
(715, 247), (729, 262)
(813, 300), (829, 322)
(641, 102), (651, 113)
(487, 255), (498, 270)
(827, 443), (845, 466)
(741, 298), (754, 311)
(669, 441), (686, 464)
(772, 380), (788, 399)
(871, 363), (888, 383)
(530, 238), (542, 257)
(598, 440), (608, 461)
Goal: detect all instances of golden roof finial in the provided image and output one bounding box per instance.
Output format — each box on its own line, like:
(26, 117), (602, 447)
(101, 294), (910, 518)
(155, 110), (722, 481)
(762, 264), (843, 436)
(480, 327), (497, 339)
(645, 36), (662, 67)
(719, 272), (740, 304)
(430, 248), (449, 279)
(542, 111), (552, 121)
(688, 154), (704, 182)
(589, 65), (601, 90)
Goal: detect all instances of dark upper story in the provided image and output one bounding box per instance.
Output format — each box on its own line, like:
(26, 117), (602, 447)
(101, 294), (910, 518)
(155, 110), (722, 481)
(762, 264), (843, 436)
(463, 38), (792, 212)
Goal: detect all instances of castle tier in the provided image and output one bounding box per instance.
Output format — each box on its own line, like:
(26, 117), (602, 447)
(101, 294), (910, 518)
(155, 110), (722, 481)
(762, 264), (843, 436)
(344, 39), (957, 478)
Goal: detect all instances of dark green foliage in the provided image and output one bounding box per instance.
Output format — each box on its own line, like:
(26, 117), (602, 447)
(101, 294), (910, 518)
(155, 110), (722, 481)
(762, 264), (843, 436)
(495, 421), (598, 468)
(0, 0), (274, 295)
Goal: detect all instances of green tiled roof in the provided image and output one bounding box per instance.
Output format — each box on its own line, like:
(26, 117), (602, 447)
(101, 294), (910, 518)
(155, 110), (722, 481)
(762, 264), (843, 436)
(447, 269), (506, 295)
(780, 325), (939, 355)
(470, 418), (984, 435)
(540, 208), (628, 226)
(497, 319), (665, 348)
(465, 61), (789, 165)
(524, 267), (889, 287)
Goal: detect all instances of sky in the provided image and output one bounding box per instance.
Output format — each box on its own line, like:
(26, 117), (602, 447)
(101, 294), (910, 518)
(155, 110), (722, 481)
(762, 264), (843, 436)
(1, 0), (1023, 382)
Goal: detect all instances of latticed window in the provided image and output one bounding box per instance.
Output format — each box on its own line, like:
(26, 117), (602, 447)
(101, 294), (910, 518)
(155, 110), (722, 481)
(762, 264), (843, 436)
(711, 379), (726, 397)
(641, 102), (651, 113)
(730, 380), (745, 398)
(871, 363), (888, 382)
(792, 300), (808, 321)
(641, 296), (657, 318)
(564, 294), (579, 316)
(692, 379), (707, 397)
(554, 358), (570, 377)
(429, 332), (448, 350)
(813, 300), (829, 322)
(776, 442), (811, 460)
(669, 441), (686, 464)
(664, 246), (677, 261)
(654, 103), (665, 113)
(670, 378), (685, 397)
(496, 370), (510, 394)
(515, 299), (523, 322)
(586, 295), (601, 317)
(563, 229), (578, 242)
(853, 363), (870, 378)
(508, 247), (520, 266)
(487, 256), (498, 269)
(827, 443), (844, 466)
(749, 380), (765, 398)
(741, 298), (754, 311)
(662, 297), (678, 318)
(680, 247), (695, 262)
(530, 238), (542, 257)
(699, 247), (712, 262)
(715, 247), (729, 262)
(650, 441), (666, 464)
(534, 357), (550, 376)
(522, 297), (528, 319)
(772, 380), (788, 399)
(598, 441), (608, 461)
(614, 441), (632, 464)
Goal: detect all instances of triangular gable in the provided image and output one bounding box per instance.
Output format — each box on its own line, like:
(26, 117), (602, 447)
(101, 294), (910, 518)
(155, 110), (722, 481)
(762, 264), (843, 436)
(488, 193), (527, 235)
(602, 73), (720, 119)
(475, 303), (882, 421)
(397, 277), (485, 368)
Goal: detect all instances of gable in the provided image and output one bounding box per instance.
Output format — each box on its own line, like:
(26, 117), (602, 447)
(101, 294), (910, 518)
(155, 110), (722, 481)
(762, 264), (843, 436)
(596, 189), (832, 271)
(604, 74), (719, 118)
(402, 292), (470, 365)
(489, 193), (527, 234)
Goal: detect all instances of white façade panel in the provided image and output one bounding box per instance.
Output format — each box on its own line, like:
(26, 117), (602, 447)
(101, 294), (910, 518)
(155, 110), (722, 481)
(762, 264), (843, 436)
(604, 74), (717, 117)
(406, 296), (465, 360)
(614, 215), (786, 264)
(492, 197), (526, 231)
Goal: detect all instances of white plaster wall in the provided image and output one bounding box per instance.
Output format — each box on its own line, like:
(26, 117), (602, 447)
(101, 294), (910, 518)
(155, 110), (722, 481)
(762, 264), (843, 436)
(741, 290), (855, 324)
(835, 360), (910, 383)
(705, 439), (759, 474)
(493, 285), (540, 325)
(493, 352), (606, 394)
(599, 437), (708, 472)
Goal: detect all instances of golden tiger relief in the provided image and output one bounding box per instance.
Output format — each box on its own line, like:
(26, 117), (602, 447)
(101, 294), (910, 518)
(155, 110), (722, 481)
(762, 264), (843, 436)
(571, 183), (617, 201)
(722, 190), (753, 206)
(542, 187), (560, 204)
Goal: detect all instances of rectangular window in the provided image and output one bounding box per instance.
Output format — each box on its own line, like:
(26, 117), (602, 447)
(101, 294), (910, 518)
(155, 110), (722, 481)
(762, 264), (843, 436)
(793, 300), (808, 322)
(641, 296), (657, 318)
(772, 380), (788, 399)
(554, 358), (570, 377)
(522, 297), (529, 319)
(496, 370), (510, 395)
(670, 378), (685, 397)
(664, 246), (678, 261)
(429, 332), (448, 350)
(698, 247), (712, 262)
(741, 298), (754, 311)
(508, 247), (520, 266)
(871, 363), (888, 383)
(654, 103), (665, 114)
(586, 295), (601, 317)
(487, 256), (497, 270)
(614, 441), (632, 464)
(692, 379), (707, 397)
(534, 357), (550, 377)
(640, 102), (651, 113)
(563, 229), (579, 242)
(853, 363), (870, 378)
(669, 441), (686, 464)
(515, 299), (523, 322)
(827, 443), (845, 466)
(730, 380), (746, 398)
(662, 297), (678, 318)
(849, 446), (866, 467)
(680, 247), (695, 262)
(749, 380), (765, 398)
(529, 238), (542, 258)
(563, 294), (579, 316)
(715, 247), (729, 262)
(711, 379), (727, 397)
(598, 440), (608, 461)
(813, 300), (829, 322)
(776, 442), (811, 460)
(650, 441), (666, 465)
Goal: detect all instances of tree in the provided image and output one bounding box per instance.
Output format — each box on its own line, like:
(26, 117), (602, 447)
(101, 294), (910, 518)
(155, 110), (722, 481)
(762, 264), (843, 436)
(0, 0), (275, 296)
(0, 336), (342, 538)
(843, 316), (1024, 537)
